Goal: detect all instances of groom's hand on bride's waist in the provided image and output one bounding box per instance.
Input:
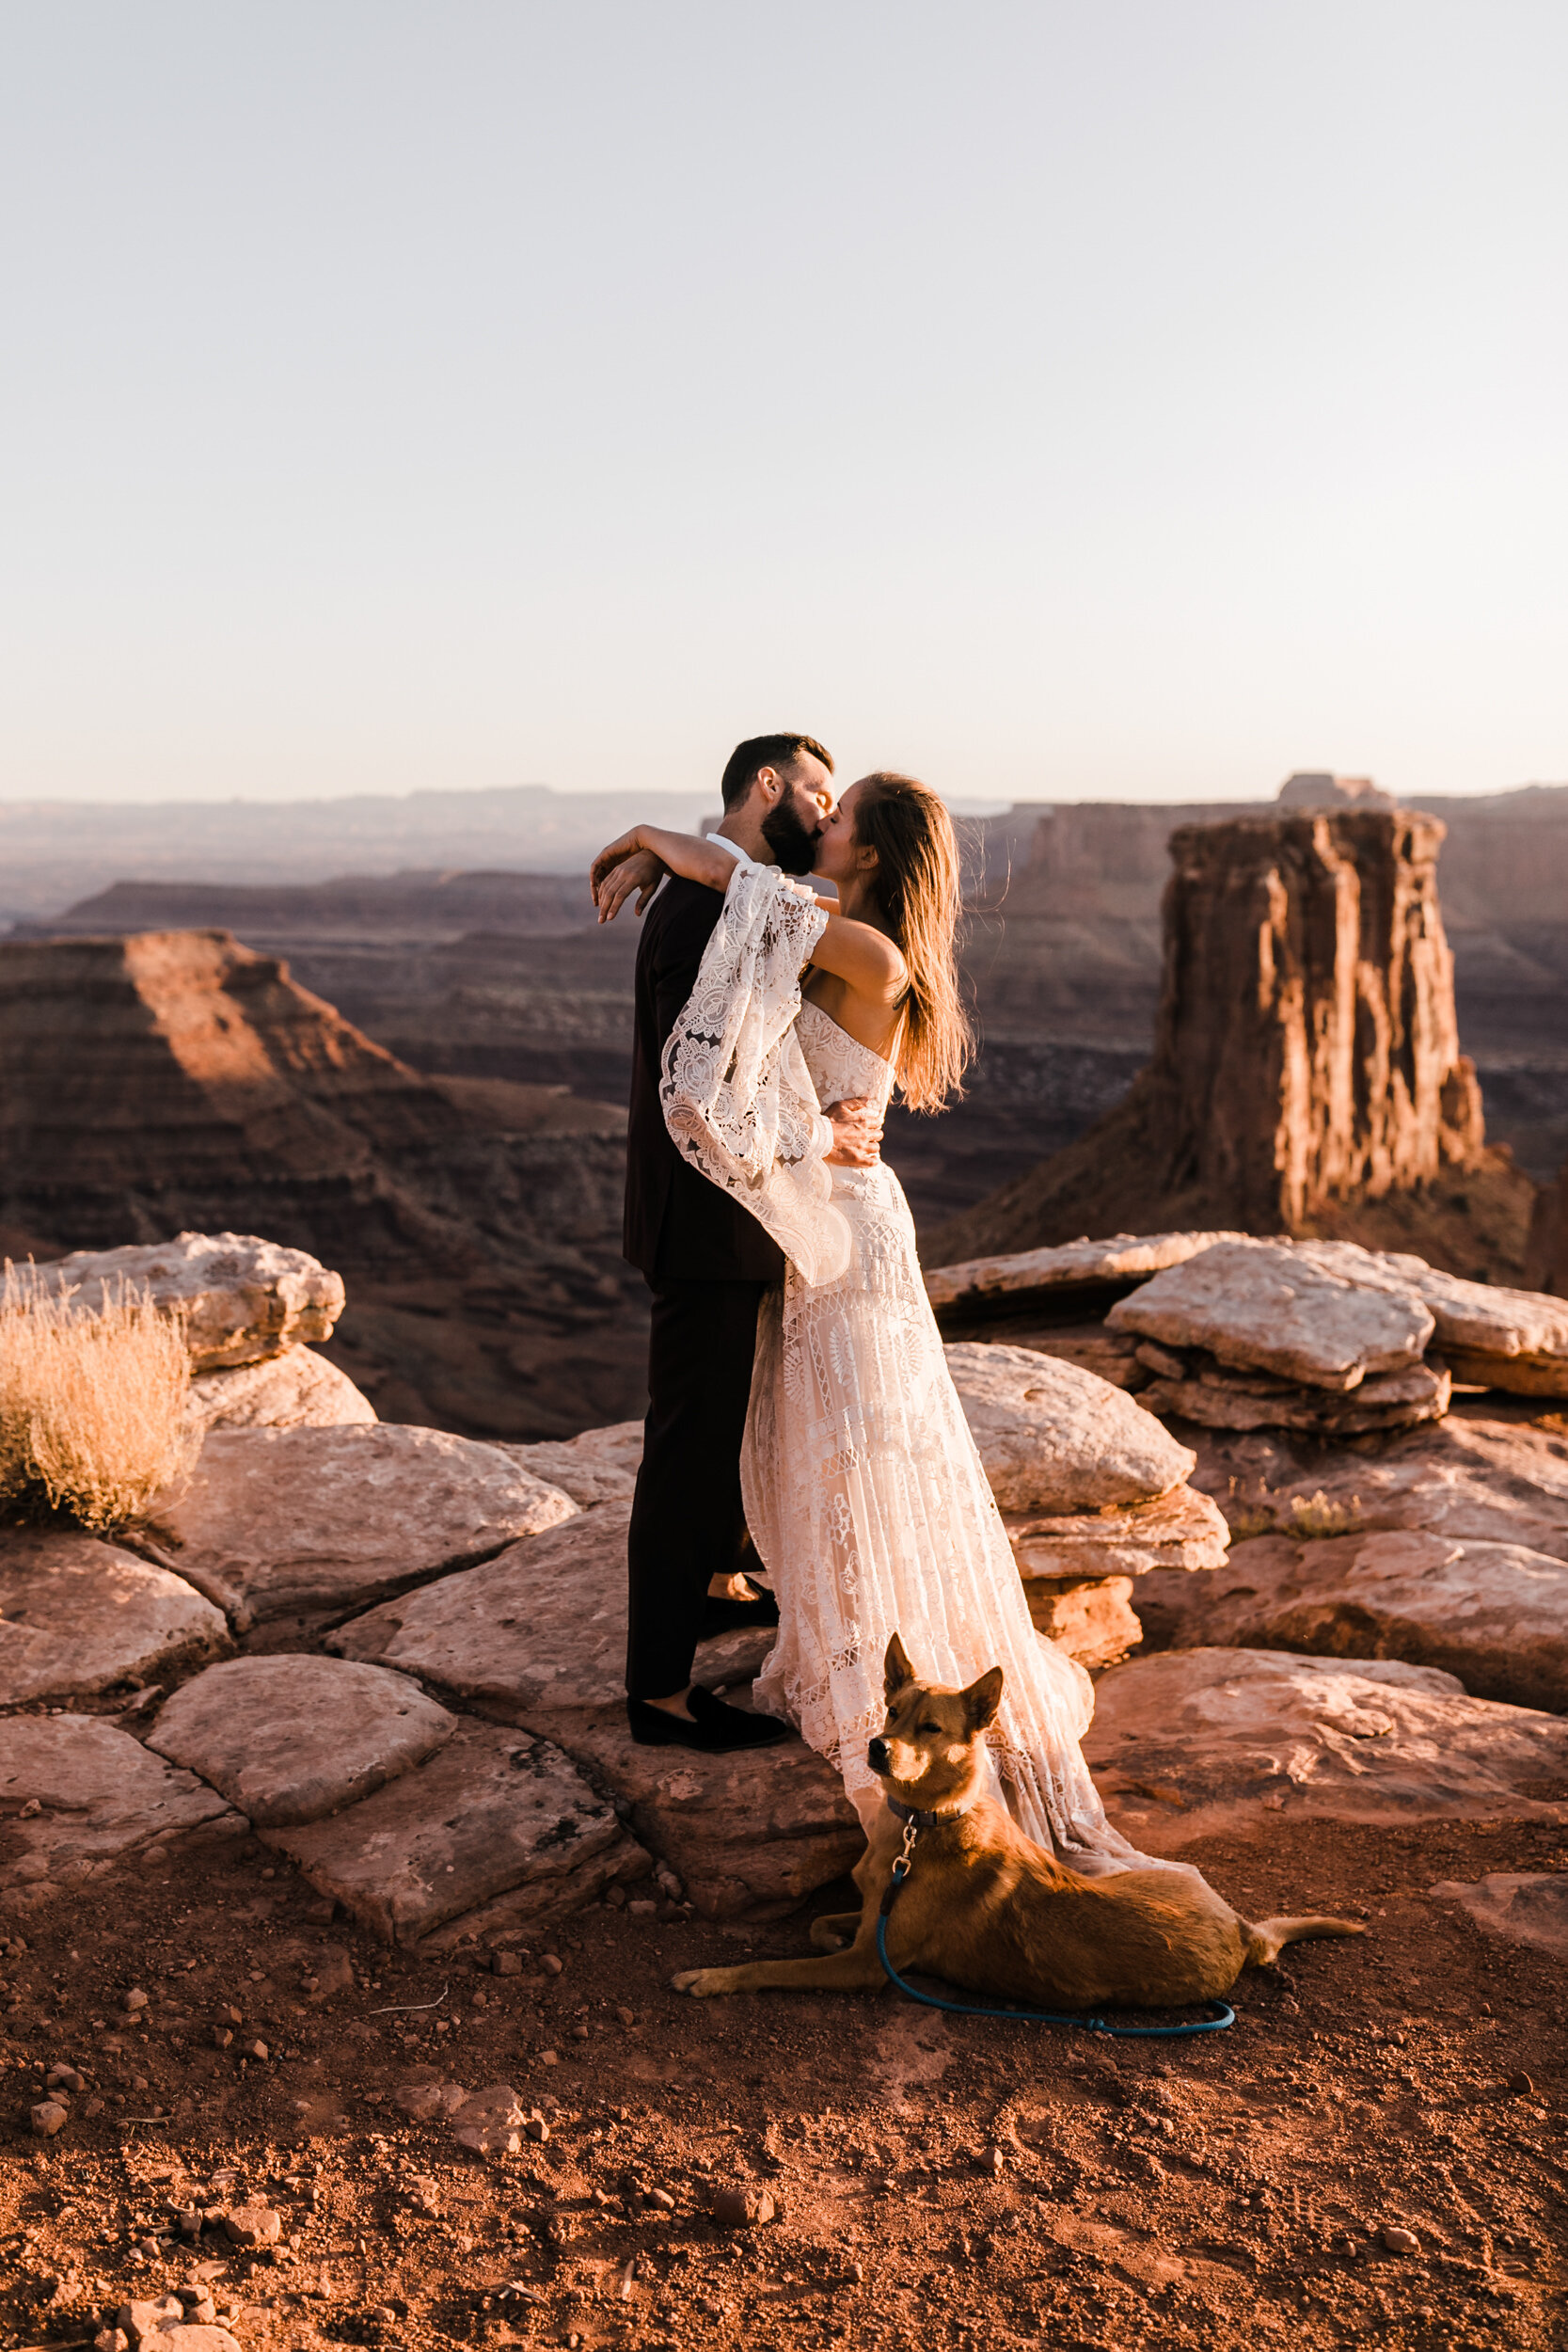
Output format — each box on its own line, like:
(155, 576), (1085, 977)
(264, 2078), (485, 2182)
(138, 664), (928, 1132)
(824, 1097), (882, 1168)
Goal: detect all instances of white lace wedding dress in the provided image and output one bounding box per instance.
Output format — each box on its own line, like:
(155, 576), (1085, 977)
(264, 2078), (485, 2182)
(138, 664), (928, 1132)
(741, 1000), (1141, 1866)
(660, 860), (1141, 1868)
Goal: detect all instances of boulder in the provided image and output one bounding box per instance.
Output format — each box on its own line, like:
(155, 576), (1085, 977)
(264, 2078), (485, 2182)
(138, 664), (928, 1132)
(148, 1655), (455, 1825)
(1106, 1241), (1434, 1391)
(1137, 1355), (1450, 1435)
(925, 1231), (1253, 1315)
(145, 1423), (578, 1629)
(1021, 1576), (1142, 1671)
(1183, 1408), (1568, 1561)
(1004, 1486), (1229, 1580)
(1429, 1873), (1568, 1962)
(331, 1504), (862, 1919)
(499, 1420), (643, 1508)
(0, 1715), (234, 1906)
(944, 1343), (1195, 1511)
(184, 1344), (376, 1435)
(1084, 1648), (1568, 1844)
(262, 1721), (647, 1945)
(0, 1526), (227, 1706)
(1291, 1240), (1568, 1397)
(34, 1232), (344, 1370)
(1132, 1527), (1568, 1713)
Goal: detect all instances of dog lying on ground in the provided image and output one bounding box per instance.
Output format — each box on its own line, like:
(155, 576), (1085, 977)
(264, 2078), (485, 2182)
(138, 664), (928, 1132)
(673, 1633), (1362, 2008)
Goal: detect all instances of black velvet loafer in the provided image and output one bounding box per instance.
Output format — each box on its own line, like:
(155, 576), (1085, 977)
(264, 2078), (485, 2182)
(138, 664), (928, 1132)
(626, 1687), (791, 1751)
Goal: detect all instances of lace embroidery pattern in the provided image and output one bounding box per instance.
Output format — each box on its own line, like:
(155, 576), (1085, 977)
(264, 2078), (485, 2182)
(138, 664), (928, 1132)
(660, 866), (851, 1286)
(744, 1001), (1151, 1871)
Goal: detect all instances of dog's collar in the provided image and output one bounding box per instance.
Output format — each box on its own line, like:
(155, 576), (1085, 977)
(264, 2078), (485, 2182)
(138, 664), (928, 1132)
(886, 1794), (975, 1830)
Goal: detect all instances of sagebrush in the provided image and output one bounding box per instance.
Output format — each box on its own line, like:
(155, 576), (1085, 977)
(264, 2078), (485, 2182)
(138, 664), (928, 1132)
(0, 1262), (195, 1529)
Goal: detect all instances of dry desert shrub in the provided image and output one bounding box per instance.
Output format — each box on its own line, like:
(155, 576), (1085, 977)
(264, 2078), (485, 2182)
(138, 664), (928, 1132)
(0, 1261), (195, 1530)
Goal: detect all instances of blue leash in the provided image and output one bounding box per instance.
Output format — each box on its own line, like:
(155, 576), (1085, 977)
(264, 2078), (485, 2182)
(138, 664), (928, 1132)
(875, 1851), (1235, 2041)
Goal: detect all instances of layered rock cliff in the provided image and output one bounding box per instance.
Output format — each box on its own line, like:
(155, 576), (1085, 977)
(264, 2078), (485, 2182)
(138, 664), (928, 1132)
(930, 811), (1534, 1277)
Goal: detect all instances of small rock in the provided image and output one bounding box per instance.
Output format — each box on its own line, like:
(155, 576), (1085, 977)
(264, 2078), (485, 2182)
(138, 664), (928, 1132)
(223, 2201), (282, 2247)
(627, 1899), (658, 1918)
(539, 1952), (563, 1976)
(604, 1883), (626, 1909)
(1509, 2070), (1537, 2095)
(539, 2048), (559, 2067)
(615, 2005), (637, 2027)
(211, 2028), (233, 2049)
(655, 1865), (682, 1899)
(1381, 2225), (1421, 2255)
(571, 2023), (589, 2041)
(150, 2330), (243, 2352)
(177, 2291), (218, 2324)
(524, 2111), (551, 2142)
(647, 2185), (676, 2211)
(985, 2146), (1006, 2175)
(710, 2185), (776, 2228)
(245, 2040), (270, 2062)
(493, 1950), (523, 1978)
(96, 2331), (131, 2352)
(122, 1988), (150, 2012)
(117, 2299), (184, 2344)
(30, 2099), (68, 2137)
(46, 2062), (84, 2091)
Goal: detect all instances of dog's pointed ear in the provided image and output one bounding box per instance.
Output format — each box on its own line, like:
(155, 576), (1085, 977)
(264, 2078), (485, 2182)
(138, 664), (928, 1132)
(963, 1664), (1005, 1731)
(884, 1631), (915, 1702)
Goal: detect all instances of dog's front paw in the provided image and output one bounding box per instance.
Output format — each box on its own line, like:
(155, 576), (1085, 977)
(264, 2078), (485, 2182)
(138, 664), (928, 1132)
(671, 1966), (739, 1998)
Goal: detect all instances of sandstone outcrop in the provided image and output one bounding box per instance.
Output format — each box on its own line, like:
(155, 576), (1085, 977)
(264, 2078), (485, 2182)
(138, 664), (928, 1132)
(945, 1343), (1195, 1509)
(929, 811), (1500, 1266)
(1107, 1242), (1433, 1390)
(33, 1231), (345, 1368)
(148, 1655), (456, 1825)
(500, 1420), (643, 1508)
(0, 1526), (228, 1705)
(1429, 1873), (1568, 1962)
(1135, 1356), (1451, 1436)
(1085, 1648), (1568, 1846)
(330, 1503), (863, 1919)
(145, 1423), (578, 1629)
(925, 1231), (1251, 1316)
(184, 1343), (377, 1434)
(262, 1720), (647, 1945)
(1003, 1486), (1230, 1581)
(1132, 1527), (1568, 1713)
(0, 1715), (236, 1909)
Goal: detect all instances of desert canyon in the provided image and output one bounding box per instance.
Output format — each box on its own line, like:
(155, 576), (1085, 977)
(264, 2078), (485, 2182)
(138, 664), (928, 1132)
(2, 771), (1567, 2352)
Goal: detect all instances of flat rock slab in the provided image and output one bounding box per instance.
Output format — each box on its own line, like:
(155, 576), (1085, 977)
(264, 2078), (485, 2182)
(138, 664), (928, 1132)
(1133, 1526), (1568, 1712)
(184, 1344), (376, 1436)
(1292, 1242), (1568, 1369)
(149, 1654), (455, 1825)
(36, 1231), (345, 1370)
(1107, 1242), (1433, 1391)
(0, 1526), (228, 1705)
(499, 1421), (643, 1508)
(945, 1343), (1195, 1511)
(0, 1714), (235, 1907)
(262, 1720), (646, 1945)
(1183, 1408), (1568, 1562)
(1085, 1647), (1568, 1845)
(1005, 1485), (1229, 1579)
(1429, 1872), (1568, 1961)
(925, 1230), (1253, 1313)
(148, 1423), (578, 1628)
(1138, 1357), (1450, 1435)
(332, 1504), (862, 1918)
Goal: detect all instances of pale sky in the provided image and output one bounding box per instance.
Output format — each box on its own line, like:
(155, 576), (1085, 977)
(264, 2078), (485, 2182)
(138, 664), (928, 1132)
(2, 1), (1564, 807)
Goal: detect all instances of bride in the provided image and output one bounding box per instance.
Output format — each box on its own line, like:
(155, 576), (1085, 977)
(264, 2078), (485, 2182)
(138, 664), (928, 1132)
(594, 771), (1138, 1869)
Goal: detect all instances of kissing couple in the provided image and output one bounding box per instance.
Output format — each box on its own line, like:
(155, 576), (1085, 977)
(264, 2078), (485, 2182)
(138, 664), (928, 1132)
(592, 733), (1135, 1867)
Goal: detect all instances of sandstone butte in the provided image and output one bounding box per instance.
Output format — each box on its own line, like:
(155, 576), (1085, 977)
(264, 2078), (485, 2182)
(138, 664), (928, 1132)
(927, 808), (1533, 1277)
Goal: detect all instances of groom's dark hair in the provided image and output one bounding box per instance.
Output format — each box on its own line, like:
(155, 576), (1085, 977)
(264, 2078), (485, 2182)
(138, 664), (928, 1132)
(720, 732), (833, 810)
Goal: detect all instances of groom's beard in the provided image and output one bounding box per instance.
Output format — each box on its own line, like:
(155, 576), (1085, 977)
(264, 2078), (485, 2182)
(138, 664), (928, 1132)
(760, 801), (822, 877)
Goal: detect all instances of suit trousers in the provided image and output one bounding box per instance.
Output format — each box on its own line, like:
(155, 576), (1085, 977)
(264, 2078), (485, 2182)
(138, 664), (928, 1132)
(625, 1276), (768, 1700)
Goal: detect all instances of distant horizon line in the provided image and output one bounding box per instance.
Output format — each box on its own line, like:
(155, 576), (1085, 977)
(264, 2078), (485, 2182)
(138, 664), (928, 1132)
(2, 775), (1563, 818)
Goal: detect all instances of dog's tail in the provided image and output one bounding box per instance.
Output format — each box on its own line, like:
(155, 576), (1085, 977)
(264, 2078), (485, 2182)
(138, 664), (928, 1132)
(1244, 1914), (1366, 1966)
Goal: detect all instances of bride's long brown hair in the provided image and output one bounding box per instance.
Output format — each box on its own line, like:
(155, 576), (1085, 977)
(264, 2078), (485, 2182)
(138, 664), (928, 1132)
(850, 771), (974, 1111)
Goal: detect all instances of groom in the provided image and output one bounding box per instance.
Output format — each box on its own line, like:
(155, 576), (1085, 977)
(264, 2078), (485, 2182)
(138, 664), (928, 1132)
(613, 732), (883, 1752)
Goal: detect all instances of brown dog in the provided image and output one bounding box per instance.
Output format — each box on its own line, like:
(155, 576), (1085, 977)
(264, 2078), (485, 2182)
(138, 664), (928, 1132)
(673, 1634), (1363, 2009)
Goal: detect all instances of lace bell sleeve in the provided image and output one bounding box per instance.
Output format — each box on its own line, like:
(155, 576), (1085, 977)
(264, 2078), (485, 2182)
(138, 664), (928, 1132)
(659, 862), (852, 1286)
